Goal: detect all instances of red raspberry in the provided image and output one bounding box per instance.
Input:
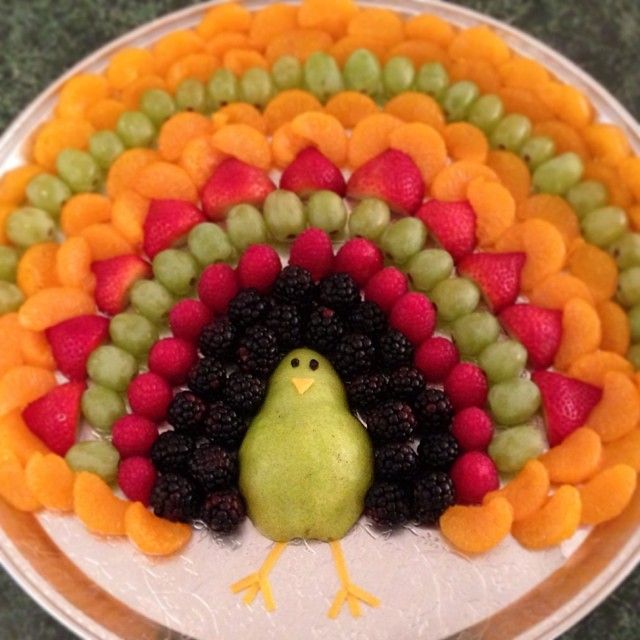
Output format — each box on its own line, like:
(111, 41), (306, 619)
(444, 362), (488, 412)
(414, 336), (459, 383)
(364, 266), (408, 311)
(127, 372), (173, 421)
(148, 337), (198, 385)
(389, 292), (436, 344)
(169, 299), (212, 343)
(117, 456), (157, 505)
(289, 228), (334, 281)
(111, 414), (159, 458)
(451, 407), (494, 451)
(450, 451), (499, 504)
(198, 263), (239, 313)
(237, 244), (282, 293)
(333, 238), (383, 286)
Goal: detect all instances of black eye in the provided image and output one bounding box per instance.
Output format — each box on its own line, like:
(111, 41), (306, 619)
(291, 358), (300, 368)
(309, 359), (319, 371)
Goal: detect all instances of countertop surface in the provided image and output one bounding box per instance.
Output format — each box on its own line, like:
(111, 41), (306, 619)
(0, 0), (639, 638)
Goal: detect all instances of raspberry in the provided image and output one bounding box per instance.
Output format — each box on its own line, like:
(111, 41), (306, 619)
(148, 337), (198, 385)
(389, 292), (436, 344)
(289, 228), (334, 281)
(151, 472), (199, 523)
(224, 372), (266, 415)
(332, 333), (376, 378)
(200, 488), (246, 533)
(236, 324), (280, 376)
(187, 357), (227, 400)
(198, 263), (239, 313)
(413, 472), (455, 525)
(237, 244), (282, 294)
(365, 481), (413, 528)
(167, 391), (207, 433)
(388, 366), (425, 401)
(364, 266), (408, 312)
(414, 388), (453, 431)
(317, 273), (361, 310)
(450, 451), (499, 505)
(264, 302), (303, 350)
(199, 317), (237, 360)
(272, 265), (315, 306)
(203, 401), (247, 447)
(418, 431), (460, 471)
(118, 456), (157, 505)
(348, 300), (387, 336)
(127, 372), (173, 422)
(111, 415), (159, 458)
(188, 444), (238, 491)
(378, 329), (414, 370)
(451, 407), (494, 451)
(364, 400), (416, 442)
(333, 238), (384, 286)
(374, 442), (418, 481)
(414, 336), (460, 383)
(151, 431), (194, 473)
(304, 306), (345, 354)
(228, 288), (269, 329)
(169, 298), (212, 343)
(346, 372), (389, 409)
(445, 362), (488, 412)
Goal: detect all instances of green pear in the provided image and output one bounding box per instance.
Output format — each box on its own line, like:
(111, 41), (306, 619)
(239, 348), (373, 542)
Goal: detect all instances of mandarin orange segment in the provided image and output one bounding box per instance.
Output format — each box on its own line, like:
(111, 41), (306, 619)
(178, 136), (224, 192)
(125, 502), (192, 555)
(448, 25), (510, 66)
(212, 124), (272, 170)
(56, 236), (95, 292)
(109, 191), (149, 249)
(214, 103), (266, 133)
(533, 120), (589, 160)
(619, 157), (640, 202)
(448, 58), (501, 95)
(329, 36), (388, 67)
(0, 366), (57, 417)
(485, 150), (532, 204)
(348, 113), (405, 170)
(499, 57), (550, 90)
(0, 410), (48, 465)
(497, 86), (554, 123)
(271, 123), (306, 169)
(539, 428), (602, 484)
(443, 122), (489, 163)
(205, 33), (253, 58)
(325, 92), (379, 129)
(297, 0), (357, 39)
(33, 119), (94, 171)
(222, 49), (268, 76)
(196, 3), (252, 39)
(384, 92), (445, 132)
(120, 75), (167, 111)
(134, 162), (198, 203)
(0, 165), (44, 205)
(158, 112), (213, 163)
(80, 223), (134, 261)
(60, 193), (112, 237)
(18, 288), (96, 332)
(16, 243), (59, 297)
(404, 13), (455, 47)
(106, 149), (159, 199)
(567, 239), (618, 303)
(579, 465), (637, 526)
(516, 193), (579, 247)
(74, 472), (129, 536)
(86, 99), (127, 130)
(528, 272), (594, 309)
(568, 350), (634, 388)
(627, 204), (640, 232)
(56, 74), (110, 120)
(0, 448), (41, 512)
(152, 30), (205, 74)
(554, 298), (601, 371)
(0, 204), (13, 244)
(387, 41), (449, 69)
(584, 163), (633, 211)
(347, 8), (403, 47)
(25, 452), (74, 512)
(430, 160), (497, 202)
(388, 122), (447, 185)
(597, 301), (631, 356)
(0, 315), (24, 378)
(601, 430), (640, 472)
(583, 123), (631, 166)
(467, 177), (516, 247)
(263, 90), (323, 135)
(538, 82), (593, 130)
(19, 329), (55, 371)
(265, 29), (333, 65)
(165, 53), (219, 93)
(106, 48), (156, 91)
(290, 112), (348, 167)
(249, 3), (299, 48)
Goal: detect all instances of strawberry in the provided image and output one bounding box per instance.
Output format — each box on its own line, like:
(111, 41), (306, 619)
(280, 147), (346, 197)
(532, 371), (602, 446)
(346, 149), (424, 216)
(416, 200), (476, 262)
(458, 252), (526, 313)
(22, 381), (85, 455)
(92, 254), (151, 316)
(143, 199), (206, 259)
(201, 157), (276, 221)
(45, 315), (109, 380)
(499, 304), (562, 370)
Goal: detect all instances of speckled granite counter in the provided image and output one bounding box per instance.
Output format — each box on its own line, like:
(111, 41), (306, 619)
(0, 0), (638, 638)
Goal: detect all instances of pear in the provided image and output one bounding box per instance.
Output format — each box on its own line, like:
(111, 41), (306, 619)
(239, 348), (373, 542)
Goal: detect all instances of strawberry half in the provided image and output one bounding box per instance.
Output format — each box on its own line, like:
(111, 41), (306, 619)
(532, 371), (602, 446)
(280, 147), (346, 197)
(201, 157), (276, 221)
(346, 149), (424, 216)
(499, 303), (562, 370)
(458, 252), (526, 313)
(143, 199), (206, 259)
(416, 199), (476, 261)
(45, 315), (110, 380)
(92, 254), (151, 316)
(22, 382), (85, 455)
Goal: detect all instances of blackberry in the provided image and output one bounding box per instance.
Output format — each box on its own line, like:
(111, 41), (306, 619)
(200, 488), (246, 533)
(199, 317), (236, 359)
(348, 300), (387, 336)
(167, 391), (207, 433)
(228, 288), (268, 329)
(150, 431), (194, 473)
(332, 333), (376, 378)
(236, 324), (280, 376)
(418, 431), (460, 471)
(273, 265), (315, 306)
(412, 472), (455, 525)
(224, 371), (266, 416)
(264, 302), (303, 350)
(414, 388), (453, 431)
(346, 372), (389, 409)
(150, 472), (199, 523)
(364, 400), (416, 442)
(187, 357), (227, 400)
(364, 481), (413, 528)
(389, 367), (425, 401)
(378, 329), (414, 370)
(203, 401), (247, 447)
(188, 444), (238, 491)
(317, 272), (360, 310)
(374, 442), (418, 481)
(304, 306), (344, 354)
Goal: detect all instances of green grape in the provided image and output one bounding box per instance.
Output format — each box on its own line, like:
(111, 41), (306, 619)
(140, 88), (176, 125)
(226, 204), (268, 250)
(306, 190), (347, 236)
(382, 56), (415, 96)
(0, 282), (24, 314)
(406, 249), (453, 292)
(490, 114), (532, 152)
(582, 206), (628, 248)
(263, 190), (306, 241)
(0, 246), (19, 282)
(26, 173), (71, 215)
(467, 94), (504, 133)
(442, 81), (479, 121)
(451, 311), (500, 357)
(188, 222), (235, 265)
(533, 152), (584, 195)
(628, 305), (640, 341)
(207, 68), (239, 108)
(239, 68), (274, 108)
(379, 217), (427, 264)
(488, 378), (541, 426)
(56, 149), (102, 193)
(81, 384), (126, 434)
(6, 207), (55, 248)
(617, 267), (640, 307)
(566, 180), (608, 218)
(116, 111), (156, 148)
(89, 131), (125, 170)
(109, 312), (158, 359)
(343, 49), (382, 96)
(130, 280), (174, 323)
(303, 52), (344, 102)
(176, 78), (207, 113)
(478, 340), (527, 383)
(65, 441), (120, 484)
(152, 249), (199, 296)
(611, 233), (640, 269)
(488, 424), (546, 474)
(271, 55), (303, 91)
(87, 345), (138, 392)
(415, 62), (449, 99)
(348, 198), (390, 239)
(430, 278), (480, 322)
(520, 136), (556, 169)
(627, 344), (640, 369)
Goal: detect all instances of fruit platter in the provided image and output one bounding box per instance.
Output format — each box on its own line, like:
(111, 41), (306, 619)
(0, 0), (639, 638)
